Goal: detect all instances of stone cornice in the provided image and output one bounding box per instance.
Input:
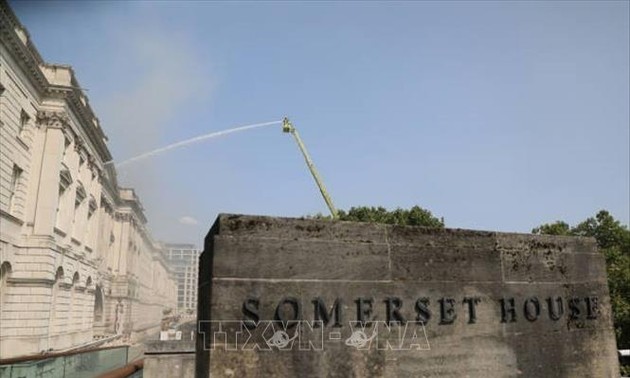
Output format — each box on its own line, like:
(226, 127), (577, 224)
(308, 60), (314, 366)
(100, 165), (121, 206)
(1, 3), (112, 165)
(46, 83), (112, 163)
(119, 193), (148, 225)
(113, 208), (156, 254)
(0, 2), (48, 95)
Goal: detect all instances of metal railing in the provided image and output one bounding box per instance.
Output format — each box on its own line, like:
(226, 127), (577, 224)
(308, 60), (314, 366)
(0, 345), (137, 378)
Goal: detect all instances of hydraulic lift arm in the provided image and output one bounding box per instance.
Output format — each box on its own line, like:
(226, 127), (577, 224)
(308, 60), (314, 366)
(282, 117), (339, 219)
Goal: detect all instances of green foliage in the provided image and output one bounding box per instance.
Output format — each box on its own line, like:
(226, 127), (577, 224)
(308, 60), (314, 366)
(533, 210), (630, 353)
(531, 221), (571, 236)
(327, 205), (445, 228)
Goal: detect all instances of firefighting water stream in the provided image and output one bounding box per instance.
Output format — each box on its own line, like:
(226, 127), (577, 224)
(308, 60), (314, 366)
(107, 120), (282, 168)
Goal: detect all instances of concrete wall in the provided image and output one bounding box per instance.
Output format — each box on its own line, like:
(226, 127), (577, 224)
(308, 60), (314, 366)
(144, 340), (196, 378)
(197, 214), (620, 378)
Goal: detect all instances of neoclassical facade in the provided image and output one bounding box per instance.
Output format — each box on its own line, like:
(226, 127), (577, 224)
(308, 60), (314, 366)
(0, 3), (177, 358)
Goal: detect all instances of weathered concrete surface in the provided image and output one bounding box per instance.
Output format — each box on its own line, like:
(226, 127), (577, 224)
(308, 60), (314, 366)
(196, 214), (619, 378)
(144, 340), (195, 377)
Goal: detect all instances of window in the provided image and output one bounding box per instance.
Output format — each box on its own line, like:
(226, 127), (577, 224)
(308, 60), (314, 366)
(75, 184), (86, 210)
(70, 272), (80, 325)
(19, 109), (30, 133)
(94, 285), (104, 323)
(88, 197), (97, 219)
(55, 166), (73, 231)
(50, 267), (64, 326)
(59, 167), (72, 191)
(71, 184), (86, 239)
(9, 165), (23, 213)
(63, 136), (71, 157)
(85, 196), (98, 247)
(0, 262), (12, 308)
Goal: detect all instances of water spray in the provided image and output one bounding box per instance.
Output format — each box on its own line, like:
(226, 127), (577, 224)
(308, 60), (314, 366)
(106, 120), (282, 168)
(104, 117), (339, 219)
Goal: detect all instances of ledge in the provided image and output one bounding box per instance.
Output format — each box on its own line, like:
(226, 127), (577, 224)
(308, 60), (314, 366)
(0, 209), (24, 226)
(7, 277), (55, 286)
(144, 340), (195, 354)
(133, 322), (161, 332)
(15, 134), (29, 150)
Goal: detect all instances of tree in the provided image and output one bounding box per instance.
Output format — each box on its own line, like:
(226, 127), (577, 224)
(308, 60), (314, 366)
(314, 205), (445, 228)
(531, 221), (571, 236)
(533, 210), (630, 365)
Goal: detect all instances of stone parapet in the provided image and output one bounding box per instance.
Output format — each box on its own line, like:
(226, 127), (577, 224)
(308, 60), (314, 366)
(196, 214), (619, 378)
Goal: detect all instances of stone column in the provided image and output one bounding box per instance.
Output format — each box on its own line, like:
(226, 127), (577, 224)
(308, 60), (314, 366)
(32, 111), (68, 236)
(115, 213), (130, 275)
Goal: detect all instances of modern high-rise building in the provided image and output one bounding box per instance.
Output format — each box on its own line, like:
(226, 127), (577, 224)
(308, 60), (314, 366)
(163, 244), (201, 312)
(0, 2), (178, 358)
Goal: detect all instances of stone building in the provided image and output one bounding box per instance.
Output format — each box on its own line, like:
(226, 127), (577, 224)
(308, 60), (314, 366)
(163, 244), (201, 312)
(0, 2), (177, 359)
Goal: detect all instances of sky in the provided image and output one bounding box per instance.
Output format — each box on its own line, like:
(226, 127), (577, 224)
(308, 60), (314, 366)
(10, 1), (629, 246)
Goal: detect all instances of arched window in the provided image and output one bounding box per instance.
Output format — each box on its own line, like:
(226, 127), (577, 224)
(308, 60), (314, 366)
(54, 267), (64, 282)
(70, 272), (80, 331)
(50, 267), (64, 330)
(94, 285), (104, 323)
(0, 262), (12, 308)
(86, 275), (94, 331)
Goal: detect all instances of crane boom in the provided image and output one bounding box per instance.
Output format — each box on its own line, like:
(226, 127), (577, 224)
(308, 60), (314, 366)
(282, 117), (339, 219)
